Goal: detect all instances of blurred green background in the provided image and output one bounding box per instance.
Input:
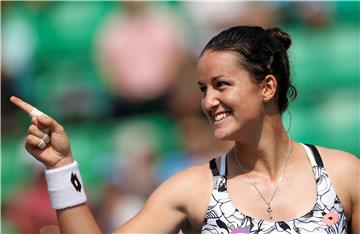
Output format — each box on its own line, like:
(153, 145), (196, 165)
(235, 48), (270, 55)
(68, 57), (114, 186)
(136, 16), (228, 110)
(1, 1), (359, 233)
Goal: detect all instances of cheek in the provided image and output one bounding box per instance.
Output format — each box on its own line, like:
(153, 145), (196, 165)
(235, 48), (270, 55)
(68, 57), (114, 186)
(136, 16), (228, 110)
(230, 92), (263, 116)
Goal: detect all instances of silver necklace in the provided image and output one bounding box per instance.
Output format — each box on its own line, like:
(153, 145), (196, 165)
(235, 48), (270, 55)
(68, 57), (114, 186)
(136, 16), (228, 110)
(233, 139), (292, 220)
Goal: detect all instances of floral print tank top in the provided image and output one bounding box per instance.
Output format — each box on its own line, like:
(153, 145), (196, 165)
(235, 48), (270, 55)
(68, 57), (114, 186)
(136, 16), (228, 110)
(201, 144), (348, 234)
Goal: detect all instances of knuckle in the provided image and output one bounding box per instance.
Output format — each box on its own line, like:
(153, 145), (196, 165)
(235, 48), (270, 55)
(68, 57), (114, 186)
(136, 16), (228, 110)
(28, 126), (33, 134)
(29, 134), (36, 140)
(58, 125), (65, 132)
(28, 125), (37, 133)
(31, 117), (37, 124)
(26, 135), (33, 143)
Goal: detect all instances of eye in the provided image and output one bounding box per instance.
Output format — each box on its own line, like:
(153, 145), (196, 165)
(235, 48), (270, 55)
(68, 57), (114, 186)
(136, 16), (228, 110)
(199, 85), (207, 94)
(216, 81), (229, 89)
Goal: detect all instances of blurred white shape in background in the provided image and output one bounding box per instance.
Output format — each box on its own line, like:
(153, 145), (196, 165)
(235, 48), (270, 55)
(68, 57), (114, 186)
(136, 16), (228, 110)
(2, 14), (37, 77)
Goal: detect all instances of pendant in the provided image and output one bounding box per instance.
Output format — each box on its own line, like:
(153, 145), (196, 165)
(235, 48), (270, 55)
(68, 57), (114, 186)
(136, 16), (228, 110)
(267, 206), (273, 220)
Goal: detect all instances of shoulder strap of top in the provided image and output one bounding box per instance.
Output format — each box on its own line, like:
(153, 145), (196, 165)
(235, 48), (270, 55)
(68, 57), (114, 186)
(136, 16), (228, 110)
(301, 143), (324, 168)
(209, 155), (227, 190)
(220, 154), (227, 176)
(209, 154), (228, 177)
(209, 158), (219, 176)
(305, 144), (324, 167)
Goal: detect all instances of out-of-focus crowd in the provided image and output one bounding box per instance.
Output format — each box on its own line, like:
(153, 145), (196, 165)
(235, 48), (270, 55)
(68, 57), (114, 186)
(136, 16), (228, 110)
(1, 2), (358, 233)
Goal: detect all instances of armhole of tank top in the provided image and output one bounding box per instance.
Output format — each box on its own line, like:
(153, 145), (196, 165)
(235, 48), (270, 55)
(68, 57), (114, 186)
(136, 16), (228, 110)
(301, 144), (348, 225)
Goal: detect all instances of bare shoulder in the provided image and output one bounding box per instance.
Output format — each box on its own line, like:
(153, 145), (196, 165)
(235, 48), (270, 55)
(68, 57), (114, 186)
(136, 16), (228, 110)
(316, 146), (359, 183)
(150, 162), (212, 209)
(160, 162), (212, 190)
(316, 145), (359, 171)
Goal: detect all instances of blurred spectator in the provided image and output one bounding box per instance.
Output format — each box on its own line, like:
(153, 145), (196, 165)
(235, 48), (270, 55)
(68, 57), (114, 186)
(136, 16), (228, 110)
(178, 116), (232, 161)
(1, 2), (37, 79)
(157, 116), (232, 183)
(4, 172), (58, 234)
(166, 55), (202, 119)
(95, 181), (145, 234)
(95, 2), (186, 110)
(95, 119), (160, 232)
(95, 152), (158, 233)
(183, 2), (280, 56)
(278, 2), (334, 26)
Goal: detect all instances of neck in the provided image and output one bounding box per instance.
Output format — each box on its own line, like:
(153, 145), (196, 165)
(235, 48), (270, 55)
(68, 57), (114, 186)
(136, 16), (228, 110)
(232, 114), (292, 181)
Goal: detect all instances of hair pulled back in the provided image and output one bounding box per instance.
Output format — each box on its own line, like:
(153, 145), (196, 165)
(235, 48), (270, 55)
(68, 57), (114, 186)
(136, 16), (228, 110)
(201, 26), (297, 113)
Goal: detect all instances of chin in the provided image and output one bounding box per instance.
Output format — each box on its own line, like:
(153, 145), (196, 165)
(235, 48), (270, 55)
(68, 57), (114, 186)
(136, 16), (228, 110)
(214, 129), (232, 141)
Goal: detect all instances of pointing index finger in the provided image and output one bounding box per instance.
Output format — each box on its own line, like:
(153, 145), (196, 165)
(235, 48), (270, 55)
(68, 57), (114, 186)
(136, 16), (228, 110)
(10, 96), (45, 117)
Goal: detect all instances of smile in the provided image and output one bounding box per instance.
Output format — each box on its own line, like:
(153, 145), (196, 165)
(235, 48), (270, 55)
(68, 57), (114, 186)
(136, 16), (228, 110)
(214, 112), (231, 122)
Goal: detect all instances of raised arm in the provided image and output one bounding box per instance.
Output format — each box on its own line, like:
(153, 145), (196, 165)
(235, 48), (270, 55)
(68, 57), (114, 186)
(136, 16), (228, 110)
(10, 96), (102, 233)
(10, 96), (190, 233)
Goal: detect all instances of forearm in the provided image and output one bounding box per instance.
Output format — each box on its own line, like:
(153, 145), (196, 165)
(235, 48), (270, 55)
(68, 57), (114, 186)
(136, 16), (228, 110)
(47, 163), (102, 233)
(57, 204), (102, 233)
(9, 97), (103, 233)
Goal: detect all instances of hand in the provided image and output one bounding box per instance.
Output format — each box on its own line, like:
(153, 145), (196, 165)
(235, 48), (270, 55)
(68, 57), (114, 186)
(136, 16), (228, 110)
(10, 96), (74, 169)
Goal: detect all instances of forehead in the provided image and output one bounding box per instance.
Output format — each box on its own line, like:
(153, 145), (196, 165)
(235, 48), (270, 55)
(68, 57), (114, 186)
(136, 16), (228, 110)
(198, 50), (242, 81)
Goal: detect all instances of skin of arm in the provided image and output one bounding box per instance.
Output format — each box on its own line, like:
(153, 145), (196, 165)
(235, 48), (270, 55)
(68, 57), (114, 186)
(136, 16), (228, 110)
(346, 153), (359, 234)
(10, 96), (103, 233)
(319, 147), (359, 233)
(56, 205), (102, 233)
(115, 165), (211, 233)
(57, 169), (195, 234)
(56, 171), (191, 234)
(57, 160), (210, 233)
(350, 172), (359, 234)
(10, 96), (212, 233)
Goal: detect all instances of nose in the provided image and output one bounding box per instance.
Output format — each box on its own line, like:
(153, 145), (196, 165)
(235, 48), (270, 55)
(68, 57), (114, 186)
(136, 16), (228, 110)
(202, 89), (220, 113)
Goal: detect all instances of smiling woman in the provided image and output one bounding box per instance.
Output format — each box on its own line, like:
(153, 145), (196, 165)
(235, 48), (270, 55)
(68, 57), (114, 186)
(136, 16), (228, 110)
(10, 25), (359, 234)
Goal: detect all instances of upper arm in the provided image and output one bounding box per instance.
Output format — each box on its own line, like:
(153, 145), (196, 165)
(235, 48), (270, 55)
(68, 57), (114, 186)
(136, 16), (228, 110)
(349, 156), (359, 233)
(114, 165), (208, 233)
(115, 185), (185, 233)
(319, 147), (359, 233)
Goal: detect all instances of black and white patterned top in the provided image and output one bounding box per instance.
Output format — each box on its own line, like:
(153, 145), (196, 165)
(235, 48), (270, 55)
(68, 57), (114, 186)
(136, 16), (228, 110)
(201, 144), (348, 234)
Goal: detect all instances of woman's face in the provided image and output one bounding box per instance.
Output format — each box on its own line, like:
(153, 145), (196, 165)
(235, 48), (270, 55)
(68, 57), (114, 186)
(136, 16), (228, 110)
(197, 50), (265, 141)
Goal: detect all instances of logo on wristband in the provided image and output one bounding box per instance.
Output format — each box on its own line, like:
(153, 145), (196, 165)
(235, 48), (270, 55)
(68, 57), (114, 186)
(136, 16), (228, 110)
(71, 173), (82, 192)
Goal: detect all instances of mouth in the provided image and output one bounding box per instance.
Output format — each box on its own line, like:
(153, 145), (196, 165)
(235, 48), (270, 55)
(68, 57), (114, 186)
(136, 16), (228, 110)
(212, 111), (231, 123)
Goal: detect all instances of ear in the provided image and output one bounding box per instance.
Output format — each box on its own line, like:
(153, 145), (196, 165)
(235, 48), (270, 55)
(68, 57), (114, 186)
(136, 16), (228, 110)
(262, 75), (277, 102)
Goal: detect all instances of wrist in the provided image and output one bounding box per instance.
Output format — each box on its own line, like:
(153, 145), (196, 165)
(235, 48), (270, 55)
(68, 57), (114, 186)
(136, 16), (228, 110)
(47, 156), (74, 170)
(45, 161), (87, 209)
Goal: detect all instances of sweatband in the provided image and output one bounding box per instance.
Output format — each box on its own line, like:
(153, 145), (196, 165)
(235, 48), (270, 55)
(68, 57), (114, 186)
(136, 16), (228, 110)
(45, 161), (87, 210)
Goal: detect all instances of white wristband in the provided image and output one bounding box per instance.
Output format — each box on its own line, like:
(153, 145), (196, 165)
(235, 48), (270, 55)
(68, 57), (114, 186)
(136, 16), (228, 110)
(45, 161), (87, 210)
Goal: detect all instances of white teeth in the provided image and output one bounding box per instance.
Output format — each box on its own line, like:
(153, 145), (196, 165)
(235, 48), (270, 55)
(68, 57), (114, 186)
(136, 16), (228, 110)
(214, 112), (229, 121)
